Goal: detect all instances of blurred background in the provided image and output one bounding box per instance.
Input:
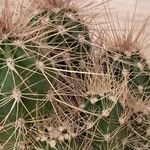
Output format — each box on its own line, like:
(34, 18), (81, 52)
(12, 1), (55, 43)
(110, 0), (150, 19)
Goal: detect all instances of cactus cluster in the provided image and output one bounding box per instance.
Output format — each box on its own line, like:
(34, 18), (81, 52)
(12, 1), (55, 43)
(0, 0), (150, 149)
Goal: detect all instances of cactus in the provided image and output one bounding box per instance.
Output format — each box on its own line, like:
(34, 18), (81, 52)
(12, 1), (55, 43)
(84, 15), (150, 148)
(107, 50), (150, 99)
(0, 38), (53, 149)
(30, 8), (91, 70)
(79, 95), (127, 150)
(77, 50), (150, 149)
(0, 3), (91, 149)
(102, 50), (150, 147)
